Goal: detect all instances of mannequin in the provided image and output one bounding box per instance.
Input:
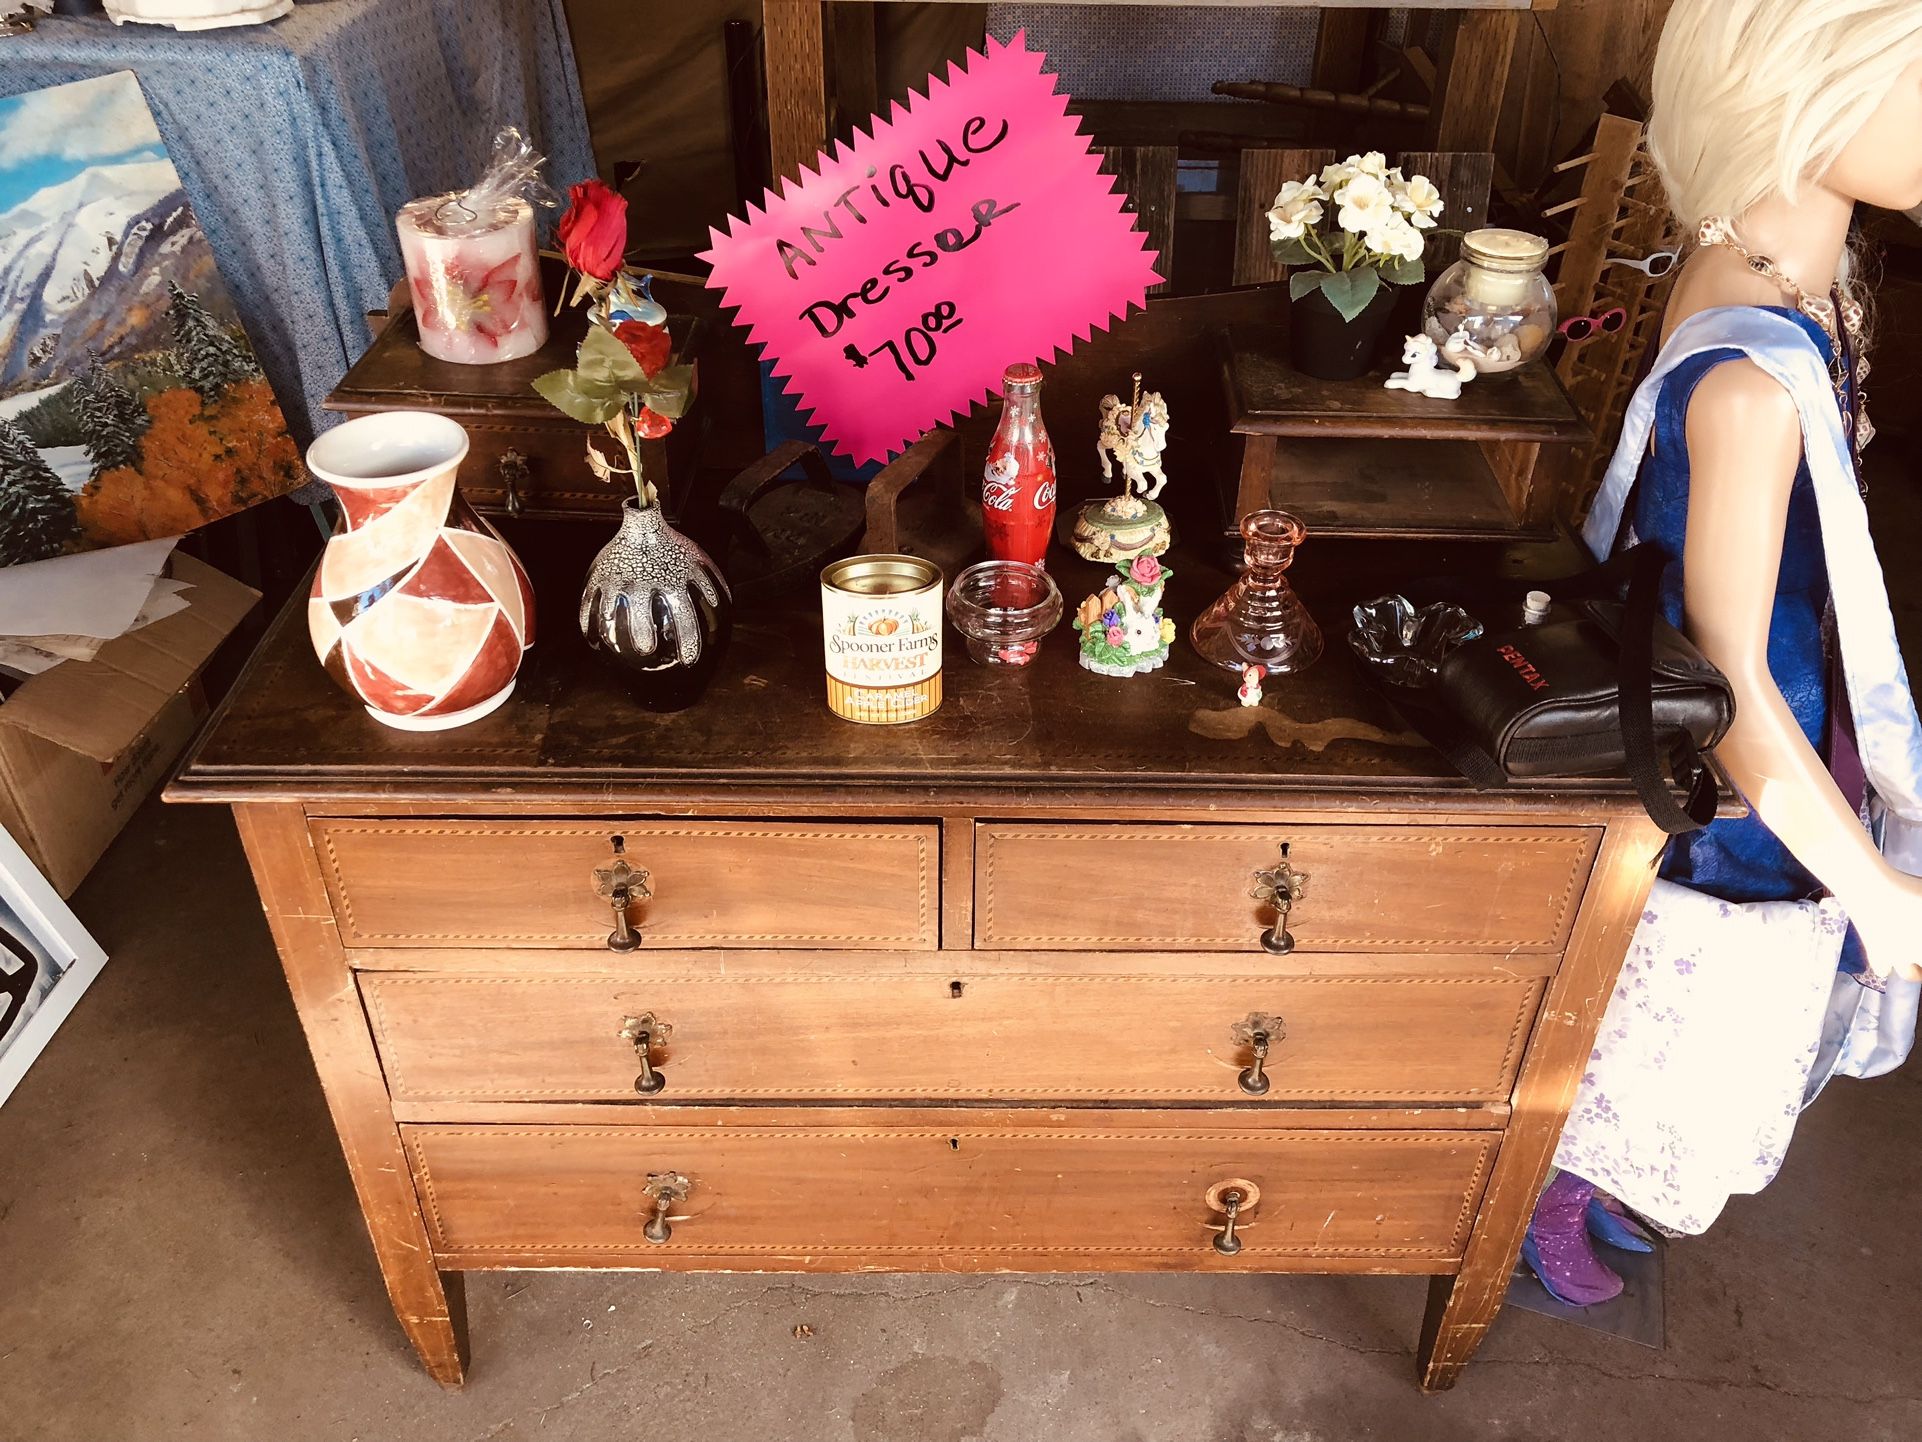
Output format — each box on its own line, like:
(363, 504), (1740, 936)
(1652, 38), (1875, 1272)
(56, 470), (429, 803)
(1523, 0), (1922, 1306)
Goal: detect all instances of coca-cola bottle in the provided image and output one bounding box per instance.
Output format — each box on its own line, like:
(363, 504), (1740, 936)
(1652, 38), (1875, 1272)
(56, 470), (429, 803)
(982, 363), (1057, 567)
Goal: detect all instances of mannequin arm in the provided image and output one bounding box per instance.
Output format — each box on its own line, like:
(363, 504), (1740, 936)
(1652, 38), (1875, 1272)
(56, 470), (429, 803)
(1681, 361), (1922, 978)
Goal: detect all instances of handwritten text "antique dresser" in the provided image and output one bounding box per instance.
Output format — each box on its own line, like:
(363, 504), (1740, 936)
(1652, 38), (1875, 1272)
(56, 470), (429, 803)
(168, 526), (1664, 1391)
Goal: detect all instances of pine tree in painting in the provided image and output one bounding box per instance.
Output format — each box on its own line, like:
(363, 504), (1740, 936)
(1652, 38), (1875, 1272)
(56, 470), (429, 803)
(168, 281), (256, 401)
(75, 354), (150, 479)
(0, 417), (81, 567)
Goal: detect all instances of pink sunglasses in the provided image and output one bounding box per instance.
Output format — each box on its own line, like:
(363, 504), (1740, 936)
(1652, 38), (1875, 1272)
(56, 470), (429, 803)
(1559, 307), (1628, 343)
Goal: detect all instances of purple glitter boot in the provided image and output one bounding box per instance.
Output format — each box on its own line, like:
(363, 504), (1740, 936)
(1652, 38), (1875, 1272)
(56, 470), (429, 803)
(1521, 1171), (1625, 1307)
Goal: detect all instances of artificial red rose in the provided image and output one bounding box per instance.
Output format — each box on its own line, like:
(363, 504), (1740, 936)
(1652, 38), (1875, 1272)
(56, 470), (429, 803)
(614, 319), (671, 377)
(556, 179), (628, 280)
(634, 406), (673, 439)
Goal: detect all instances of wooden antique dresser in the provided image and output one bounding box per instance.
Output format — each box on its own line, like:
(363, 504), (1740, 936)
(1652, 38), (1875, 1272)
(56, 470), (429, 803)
(167, 524), (1664, 1392)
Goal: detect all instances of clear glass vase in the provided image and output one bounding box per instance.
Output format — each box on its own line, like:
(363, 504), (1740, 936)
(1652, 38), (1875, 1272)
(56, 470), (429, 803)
(1421, 228), (1557, 379)
(1190, 510), (1323, 675)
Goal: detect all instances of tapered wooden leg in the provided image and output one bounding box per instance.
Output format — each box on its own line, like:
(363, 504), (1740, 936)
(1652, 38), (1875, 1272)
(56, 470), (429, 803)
(234, 803), (469, 1387)
(1416, 816), (1664, 1390)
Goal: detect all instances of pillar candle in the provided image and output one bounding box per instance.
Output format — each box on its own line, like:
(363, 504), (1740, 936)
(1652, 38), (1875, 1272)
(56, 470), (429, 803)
(396, 196), (548, 366)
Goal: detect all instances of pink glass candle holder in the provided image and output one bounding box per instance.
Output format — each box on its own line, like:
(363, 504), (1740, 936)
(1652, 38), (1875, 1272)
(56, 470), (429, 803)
(1190, 509), (1324, 675)
(396, 196), (548, 365)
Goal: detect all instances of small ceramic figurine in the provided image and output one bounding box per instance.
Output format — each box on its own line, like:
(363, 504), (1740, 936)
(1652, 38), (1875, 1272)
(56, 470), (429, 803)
(1073, 554), (1176, 677)
(1238, 664), (1267, 707)
(1071, 373), (1174, 562)
(1385, 333), (1476, 400)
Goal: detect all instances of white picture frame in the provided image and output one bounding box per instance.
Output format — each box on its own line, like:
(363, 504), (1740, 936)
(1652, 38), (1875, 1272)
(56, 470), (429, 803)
(0, 822), (108, 1104)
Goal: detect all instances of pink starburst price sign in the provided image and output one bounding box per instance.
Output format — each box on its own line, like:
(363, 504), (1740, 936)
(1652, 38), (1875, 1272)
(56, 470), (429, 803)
(700, 32), (1162, 464)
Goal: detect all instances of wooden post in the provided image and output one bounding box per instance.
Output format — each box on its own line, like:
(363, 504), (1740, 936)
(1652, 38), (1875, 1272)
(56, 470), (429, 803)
(765, 0), (829, 185)
(827, 1), (880, 144)
(1432, 10), (1524, 152)
(233, 803), (469, 1387)
(1312, 10), (1374, 93)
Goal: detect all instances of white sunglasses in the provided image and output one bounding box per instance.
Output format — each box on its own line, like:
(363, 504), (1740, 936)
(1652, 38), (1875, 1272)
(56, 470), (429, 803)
(1603, 250), (1678, 279)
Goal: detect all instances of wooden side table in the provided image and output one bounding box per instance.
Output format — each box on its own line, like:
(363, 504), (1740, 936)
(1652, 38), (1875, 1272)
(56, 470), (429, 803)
(1219, 326), (1590, 539)
(168, 519), (1660, 1391)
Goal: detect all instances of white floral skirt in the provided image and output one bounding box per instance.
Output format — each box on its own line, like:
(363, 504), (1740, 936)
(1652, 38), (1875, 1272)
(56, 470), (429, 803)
(1551, 878), (1850, 1235)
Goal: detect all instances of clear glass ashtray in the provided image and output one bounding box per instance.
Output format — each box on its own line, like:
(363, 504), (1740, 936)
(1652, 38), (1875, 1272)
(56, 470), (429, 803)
(945, 561), (1063, 666)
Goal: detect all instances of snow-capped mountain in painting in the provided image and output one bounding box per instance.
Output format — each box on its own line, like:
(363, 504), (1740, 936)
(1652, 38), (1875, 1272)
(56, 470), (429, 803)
(0, 158), (223, 388)
(0, 71), (302, 571)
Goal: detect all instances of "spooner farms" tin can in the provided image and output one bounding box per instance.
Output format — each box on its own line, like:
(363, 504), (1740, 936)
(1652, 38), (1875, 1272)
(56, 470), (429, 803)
(821, 554), (943, 724)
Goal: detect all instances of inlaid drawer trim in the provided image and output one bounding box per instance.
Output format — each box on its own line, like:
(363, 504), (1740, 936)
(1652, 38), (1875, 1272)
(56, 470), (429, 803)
(403, 1123), (1498, 1265)
(311, 820), (936, 949)
(976, 823), (1598, 953)
(363, 971), (1543, 1106)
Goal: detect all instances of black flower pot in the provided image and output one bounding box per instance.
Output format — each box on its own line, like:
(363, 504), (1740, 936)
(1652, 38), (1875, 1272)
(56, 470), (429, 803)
(1288, 282), (1398, 382)
(579, 499), (734, 712)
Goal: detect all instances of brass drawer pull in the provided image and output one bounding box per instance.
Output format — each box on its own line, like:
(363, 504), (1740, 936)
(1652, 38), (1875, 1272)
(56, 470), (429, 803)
(619, 1012), (672, 1095)
(1249, 846), (1308, 955)
(498, 448), (530, 518)
(642, 1171), (690, 1245)
(1230, 1012), (1286, 1096)
(593, 852), (652, 952)
(1205, 1178), (1260, 1257)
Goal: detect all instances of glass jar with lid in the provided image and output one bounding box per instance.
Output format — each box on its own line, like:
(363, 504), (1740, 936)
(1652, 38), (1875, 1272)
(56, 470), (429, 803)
(1421, 228), (1557, 380)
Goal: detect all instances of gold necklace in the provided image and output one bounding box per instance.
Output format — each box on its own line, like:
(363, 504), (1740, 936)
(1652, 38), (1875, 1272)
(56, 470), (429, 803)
(1696, 217), (1873, 463)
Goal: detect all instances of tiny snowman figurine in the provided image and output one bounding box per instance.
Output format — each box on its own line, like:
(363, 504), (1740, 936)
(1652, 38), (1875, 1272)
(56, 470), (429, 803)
(1238, 664), (1267, 707)
(1073, 555), (1176, 677)
(1071, 372), (1174, 562)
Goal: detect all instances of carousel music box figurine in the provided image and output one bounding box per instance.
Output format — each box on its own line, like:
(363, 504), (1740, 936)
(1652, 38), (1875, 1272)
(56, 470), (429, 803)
(1073, 554), (1176, 677)
(1071, 373), (1174, 562)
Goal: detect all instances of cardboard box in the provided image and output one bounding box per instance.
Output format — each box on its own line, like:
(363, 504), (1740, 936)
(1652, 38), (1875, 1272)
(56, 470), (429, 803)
(0, 554), (258, 896)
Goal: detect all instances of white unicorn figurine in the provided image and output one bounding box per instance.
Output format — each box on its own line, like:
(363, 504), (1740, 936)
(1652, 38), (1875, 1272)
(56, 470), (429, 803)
(1098, 387), (1171, 502)
(1384, 333), (1476, 401)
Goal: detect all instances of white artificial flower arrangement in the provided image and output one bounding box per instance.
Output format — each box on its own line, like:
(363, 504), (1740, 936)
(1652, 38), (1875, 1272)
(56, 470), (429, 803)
(1265, 151), (1447, 322)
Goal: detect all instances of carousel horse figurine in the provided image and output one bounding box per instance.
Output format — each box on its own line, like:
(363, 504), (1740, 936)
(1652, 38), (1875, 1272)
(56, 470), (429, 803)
(1098, 389), (1172, 502)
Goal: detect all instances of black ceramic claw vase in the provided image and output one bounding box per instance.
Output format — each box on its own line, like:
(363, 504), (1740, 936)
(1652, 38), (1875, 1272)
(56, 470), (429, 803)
(579, 498), (733, 712)
(1289, 283), (1398, 382)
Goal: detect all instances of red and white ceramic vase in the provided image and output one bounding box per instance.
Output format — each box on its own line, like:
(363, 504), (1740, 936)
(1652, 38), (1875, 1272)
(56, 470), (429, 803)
(305, 411), (535, 730)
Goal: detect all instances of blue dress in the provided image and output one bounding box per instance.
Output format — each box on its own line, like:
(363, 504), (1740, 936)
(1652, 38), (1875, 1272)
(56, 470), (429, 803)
(1628, 306), (1865, 968)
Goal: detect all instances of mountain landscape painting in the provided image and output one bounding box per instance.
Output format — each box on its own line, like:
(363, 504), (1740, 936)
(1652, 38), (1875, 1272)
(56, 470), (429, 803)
(0, 71), (303, 569)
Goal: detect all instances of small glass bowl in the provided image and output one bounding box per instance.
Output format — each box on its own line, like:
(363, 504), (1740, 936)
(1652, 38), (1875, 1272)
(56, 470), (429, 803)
(945, 561), (1062, 666)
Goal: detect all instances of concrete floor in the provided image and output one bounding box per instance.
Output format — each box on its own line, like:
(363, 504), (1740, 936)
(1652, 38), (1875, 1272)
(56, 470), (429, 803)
(0, 797), (1917, 1442)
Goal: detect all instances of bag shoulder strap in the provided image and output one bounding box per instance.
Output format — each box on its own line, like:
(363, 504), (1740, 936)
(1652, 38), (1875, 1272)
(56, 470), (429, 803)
(1617, 545), (1718, 834)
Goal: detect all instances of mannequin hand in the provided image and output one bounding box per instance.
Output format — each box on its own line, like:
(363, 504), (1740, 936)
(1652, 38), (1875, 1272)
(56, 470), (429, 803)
(1846, 872), (1922, 983)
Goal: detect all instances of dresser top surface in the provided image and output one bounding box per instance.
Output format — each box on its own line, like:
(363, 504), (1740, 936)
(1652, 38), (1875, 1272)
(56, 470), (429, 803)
(169, 517), (1652, 812)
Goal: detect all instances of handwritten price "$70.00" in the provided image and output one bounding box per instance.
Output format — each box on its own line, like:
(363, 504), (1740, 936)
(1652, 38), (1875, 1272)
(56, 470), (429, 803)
(842, 300), (964, 383)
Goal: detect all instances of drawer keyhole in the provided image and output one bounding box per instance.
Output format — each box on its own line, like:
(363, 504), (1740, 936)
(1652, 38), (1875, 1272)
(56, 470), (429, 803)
(949, 980), (965, 999)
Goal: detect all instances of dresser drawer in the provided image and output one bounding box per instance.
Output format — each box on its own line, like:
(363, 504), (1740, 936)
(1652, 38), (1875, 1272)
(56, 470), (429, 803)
(975, 823), (1598, 953)
(363, 966), (1543, 1107)
(310, 820), (937, 950)
(402, 1114), (1497, 1269)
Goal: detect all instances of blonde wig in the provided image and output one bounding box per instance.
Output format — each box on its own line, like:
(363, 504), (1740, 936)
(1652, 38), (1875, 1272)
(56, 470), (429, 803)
(1651, 0), (1922, 231)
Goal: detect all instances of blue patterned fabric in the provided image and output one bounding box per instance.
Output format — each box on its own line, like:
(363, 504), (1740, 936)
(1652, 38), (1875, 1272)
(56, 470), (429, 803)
(0, 0), (594, 443)
(1629, 307), (1867, 967)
